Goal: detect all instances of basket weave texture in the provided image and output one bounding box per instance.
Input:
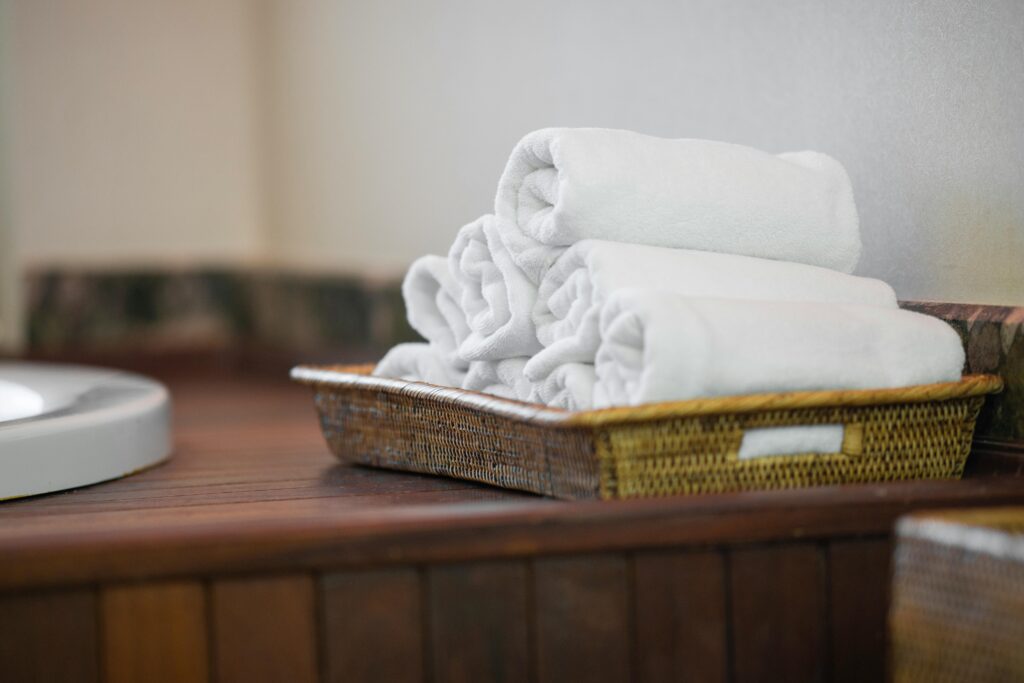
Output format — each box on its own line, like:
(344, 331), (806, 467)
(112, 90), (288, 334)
(891, 508), (1024, 682)
(292, 365), (1001, 501)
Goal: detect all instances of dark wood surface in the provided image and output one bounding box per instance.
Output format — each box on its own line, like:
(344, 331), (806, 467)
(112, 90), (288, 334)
(1, 371), (1023, 682)
(828, 539), (894, 683)
(2, 373), (1024, 590)
(427, 561), (531, 682)
(634, 550), (729, 682)
(0, 588), (99, 683)
(321, 568), (423, 683)
(211, 575), (319, 683)
(101, 581), (210, 683)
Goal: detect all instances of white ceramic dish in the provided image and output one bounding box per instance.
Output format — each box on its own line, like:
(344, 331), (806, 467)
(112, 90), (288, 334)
(0, 362), (171, 501)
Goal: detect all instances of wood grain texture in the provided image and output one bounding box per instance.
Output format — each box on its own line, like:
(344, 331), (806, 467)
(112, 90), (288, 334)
(0, 376), (1022, 591)
(101, 581), (209, 683)
(5, 476), (1024, 590)
(320, 568), (423, 683)
(0, 588), (99, 683)
(0, 374), (1019, 681)
(730, 544), (828, 683)
(634, 550), (728, 683)
(534, 554), (632, 683)
(829, 538), (893, 683)
(211, 574), (318, 683)
(427, 561), (530, 683)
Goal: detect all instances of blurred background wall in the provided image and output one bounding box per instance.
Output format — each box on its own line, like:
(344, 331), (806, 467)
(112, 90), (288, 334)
(0, 0), (1022, 352)
(2, 0), (266, 268)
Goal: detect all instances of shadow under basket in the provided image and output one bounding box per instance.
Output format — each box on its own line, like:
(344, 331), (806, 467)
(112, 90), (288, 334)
(291, 365), (1002, 501)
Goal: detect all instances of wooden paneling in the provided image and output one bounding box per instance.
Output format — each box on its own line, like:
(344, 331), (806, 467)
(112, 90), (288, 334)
(829, 538), (892, 683)
(0, 588), (99, 683)
(730, 544), (828, 683)
(534, 554), (631, 683)
(101, 581), (209, 683)
(211, 574), (318, 683)
(634, 550), (729, 683)
(320, 568), (423, 683)
(427, 561), (530, 683)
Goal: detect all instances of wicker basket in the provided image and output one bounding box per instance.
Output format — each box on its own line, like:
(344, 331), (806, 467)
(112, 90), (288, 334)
(890, 507), (1024, 682)
(291, 365), (1001, 500)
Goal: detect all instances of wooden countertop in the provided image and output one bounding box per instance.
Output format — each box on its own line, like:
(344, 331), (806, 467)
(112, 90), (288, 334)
(2, 372), (1023, 591)
(3, 371), (1024, 682)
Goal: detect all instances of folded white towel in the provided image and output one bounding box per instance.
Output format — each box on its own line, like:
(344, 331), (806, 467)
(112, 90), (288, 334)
(495, 128), (861, 272)
(448, 215), (544, 361)
(373, 342), (468, 387)
(593, 290), (965, 408)
(402, 255), (470, 369)
(526, 240), (897, 381)
(462, 358), (533, 401)
(496, 221), (566, 286)
(527, 362), (596, 411)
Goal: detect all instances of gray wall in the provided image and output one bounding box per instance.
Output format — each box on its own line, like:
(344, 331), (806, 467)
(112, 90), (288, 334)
(264, 0), (1023, 303)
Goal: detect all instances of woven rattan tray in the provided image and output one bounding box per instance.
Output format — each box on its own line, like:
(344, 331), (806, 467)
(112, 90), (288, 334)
(292, 365), (1002, 500)
(890, 507), (1024, 682)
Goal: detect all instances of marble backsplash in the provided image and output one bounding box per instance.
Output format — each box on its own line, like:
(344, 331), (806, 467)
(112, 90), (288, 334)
(21, 269), (1023, 442)
(901, 301), (1023, 443)
(24, 269), (418, 364)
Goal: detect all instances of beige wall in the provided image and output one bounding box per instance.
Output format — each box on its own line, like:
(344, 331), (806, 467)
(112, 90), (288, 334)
(2, 0), (1022, 318)
(0, 0), (18, 349)
(4, 0), (266, 267)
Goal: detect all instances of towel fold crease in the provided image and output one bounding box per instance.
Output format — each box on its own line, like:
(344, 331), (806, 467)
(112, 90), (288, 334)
(373, 342), (468, 387)
(401, 255), (470, 369)
(448, 215), (544, 361)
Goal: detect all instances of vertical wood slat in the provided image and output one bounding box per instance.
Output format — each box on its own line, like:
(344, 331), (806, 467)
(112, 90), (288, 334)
(320, 568), (423, 683)
(101, 581), (209, 683)
(534, 554), (631, 683)
(211, 574), (318, 683)
(634, 550), (728, 683)
(0, 589), (99, 683)
(828, 538), (892, 683)
(427, 561), (530, 683)
(730, 543), (828, 683)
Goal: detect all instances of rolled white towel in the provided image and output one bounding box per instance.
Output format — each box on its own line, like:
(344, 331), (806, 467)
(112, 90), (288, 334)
(373, 342), (468, 387)
(525, 241), (897, 382)
(462, 358), (533, 402)
(448, 215), (544, 361)
(496, 220), (566, 286)
(594, 290), (965, 408)
(527, 362), (596, 411)
(402, 255), (470, 369)
(495, 128), (861, 273)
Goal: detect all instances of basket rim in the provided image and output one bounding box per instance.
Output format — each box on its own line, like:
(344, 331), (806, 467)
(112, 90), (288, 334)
(290, 364), (1002, 429)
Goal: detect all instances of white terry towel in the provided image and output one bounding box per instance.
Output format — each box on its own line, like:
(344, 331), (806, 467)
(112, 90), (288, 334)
(525, 240), (897, 382)
(462, 358), (533, 402)
(593, 289), (965, 409)
(373, 342), (467, 387)
(448, 215), (544, 361)
(527, 362), (596, 411)
(495, 128), (861, 273)
(402, 255), (470, 369)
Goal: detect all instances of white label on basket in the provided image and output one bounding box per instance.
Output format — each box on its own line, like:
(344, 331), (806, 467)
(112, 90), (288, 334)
(738, 424), (844, 460)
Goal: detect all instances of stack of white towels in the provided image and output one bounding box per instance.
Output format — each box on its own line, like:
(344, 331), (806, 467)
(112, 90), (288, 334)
(375, 128), (964, 412)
